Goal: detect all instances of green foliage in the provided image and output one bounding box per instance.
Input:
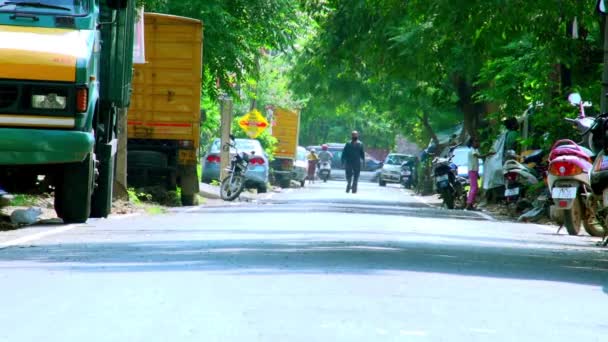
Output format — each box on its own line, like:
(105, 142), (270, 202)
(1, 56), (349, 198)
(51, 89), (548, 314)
(142, 0), (303, 100)
(9, 194), (39, 207)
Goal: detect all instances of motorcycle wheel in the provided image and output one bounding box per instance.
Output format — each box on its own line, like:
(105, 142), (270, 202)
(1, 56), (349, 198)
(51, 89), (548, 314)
(220, 174), (245, 201)
(563, 197), (582, 235)
(583, 198), (605, 237)
(443, 190), (455, 209)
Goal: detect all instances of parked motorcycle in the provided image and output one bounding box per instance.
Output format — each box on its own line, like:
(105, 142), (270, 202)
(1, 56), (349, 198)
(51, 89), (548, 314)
(433, 149), (469, 209)
(400, 160), (414, 189)
(318, 160), (331, 182)
(548, 93), (604, 236)
(220, 135), (251, 201)
(502, 150), (543, 203)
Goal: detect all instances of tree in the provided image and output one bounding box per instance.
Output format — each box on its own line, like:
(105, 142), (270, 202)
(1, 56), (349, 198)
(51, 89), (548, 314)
(292, 0), (604, 150)
(143, 0), (303, 99)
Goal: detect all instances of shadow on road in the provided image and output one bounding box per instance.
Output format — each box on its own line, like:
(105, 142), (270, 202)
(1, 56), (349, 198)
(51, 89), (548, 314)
(190, 200), (483, 221)
(2, 236), (607, 289)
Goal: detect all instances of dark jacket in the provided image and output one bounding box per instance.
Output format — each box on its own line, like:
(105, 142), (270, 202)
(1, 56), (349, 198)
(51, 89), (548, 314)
(341, 140), (365, 167)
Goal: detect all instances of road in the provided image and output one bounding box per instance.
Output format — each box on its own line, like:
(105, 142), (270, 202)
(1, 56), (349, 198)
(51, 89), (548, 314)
(0, 181), (607, 341)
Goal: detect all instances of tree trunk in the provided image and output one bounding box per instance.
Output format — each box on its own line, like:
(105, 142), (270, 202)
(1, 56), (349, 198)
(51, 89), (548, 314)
(418, 110), (439, 146)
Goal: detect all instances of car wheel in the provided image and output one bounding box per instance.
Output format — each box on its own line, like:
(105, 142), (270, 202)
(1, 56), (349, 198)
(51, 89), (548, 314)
(379, 178), (386, 187)
(257, 183), (268, 194)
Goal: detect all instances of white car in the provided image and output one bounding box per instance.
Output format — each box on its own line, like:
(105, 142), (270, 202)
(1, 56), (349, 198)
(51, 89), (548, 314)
(379, 153), (414, 186)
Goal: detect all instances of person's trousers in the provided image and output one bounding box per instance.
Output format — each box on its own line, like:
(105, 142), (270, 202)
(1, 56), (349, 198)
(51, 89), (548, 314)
(467, 170), (479, 205)
(345, 164), (361, 192)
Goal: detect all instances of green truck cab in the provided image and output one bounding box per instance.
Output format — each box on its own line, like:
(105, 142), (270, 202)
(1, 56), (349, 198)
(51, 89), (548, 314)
(0, 0), (136, 222)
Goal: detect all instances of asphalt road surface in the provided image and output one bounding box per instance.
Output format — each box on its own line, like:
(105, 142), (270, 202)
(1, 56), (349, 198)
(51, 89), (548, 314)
(0, 181), (607, 341)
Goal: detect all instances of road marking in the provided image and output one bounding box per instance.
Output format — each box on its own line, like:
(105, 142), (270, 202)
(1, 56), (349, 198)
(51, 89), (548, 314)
(411, 194), (433, 208)
(472, 210), (497, 221)
(0, 224), (81, 249)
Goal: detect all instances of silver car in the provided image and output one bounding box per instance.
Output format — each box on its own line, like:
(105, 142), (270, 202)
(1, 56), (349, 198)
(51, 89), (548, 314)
(379, 153), (413, 186)
(202, 138), (269, 193)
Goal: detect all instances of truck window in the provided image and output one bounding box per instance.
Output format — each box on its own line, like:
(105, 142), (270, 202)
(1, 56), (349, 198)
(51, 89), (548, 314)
(0, 0), (89, 15)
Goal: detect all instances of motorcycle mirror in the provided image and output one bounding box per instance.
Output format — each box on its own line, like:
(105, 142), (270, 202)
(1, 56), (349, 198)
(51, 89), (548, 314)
(229, 134), (236, 141)
(568, 93), (582, 106)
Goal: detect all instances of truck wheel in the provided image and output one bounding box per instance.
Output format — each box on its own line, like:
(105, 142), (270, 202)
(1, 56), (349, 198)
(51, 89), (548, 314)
(91, 153), (115, 218)
(280, 179), (291, 188)
(300, 180), (305, 187)
(55, 153), (94, 223)
(179, 165), (200, 206)
(180, 193), (198, 206)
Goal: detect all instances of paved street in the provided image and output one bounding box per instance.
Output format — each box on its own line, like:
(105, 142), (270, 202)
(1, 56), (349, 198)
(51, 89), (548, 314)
(0, 181), (607, 341)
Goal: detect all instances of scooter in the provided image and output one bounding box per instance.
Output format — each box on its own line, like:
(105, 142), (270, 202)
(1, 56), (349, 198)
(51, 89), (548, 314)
(400, 160), (414, 189)
(318, 160), (331, 182)
(433, 149), (469, 209)
(548, 93), (604, 236)
(502, 150), (542, 203)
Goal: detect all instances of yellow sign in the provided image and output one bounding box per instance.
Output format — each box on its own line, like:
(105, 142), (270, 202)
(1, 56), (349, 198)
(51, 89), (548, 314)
(237, 109), (269, 138)
(273, 107), (300, 159)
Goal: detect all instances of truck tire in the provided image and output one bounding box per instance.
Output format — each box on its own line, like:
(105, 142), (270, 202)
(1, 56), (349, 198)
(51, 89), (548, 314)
(179, 165), (200, 206)
(55, 153), (94, 223)
(91, 152), (115, 218)
(280, 178), (291, 189)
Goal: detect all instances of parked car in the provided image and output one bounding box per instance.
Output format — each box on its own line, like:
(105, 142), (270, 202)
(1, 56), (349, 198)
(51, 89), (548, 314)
(293, 146), (308, 186)
(202, 138), (269, 193)
(379, 153), (415, 186)
(450, 146), (484, 178)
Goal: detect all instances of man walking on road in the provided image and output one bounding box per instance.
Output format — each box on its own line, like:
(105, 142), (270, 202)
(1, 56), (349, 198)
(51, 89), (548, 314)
(341, 130), (365, 193)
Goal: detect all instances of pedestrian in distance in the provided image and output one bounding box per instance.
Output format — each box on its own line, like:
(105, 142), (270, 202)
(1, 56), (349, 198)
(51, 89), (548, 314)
(307, 148), (319, 184)
(341, 130), (365, 193)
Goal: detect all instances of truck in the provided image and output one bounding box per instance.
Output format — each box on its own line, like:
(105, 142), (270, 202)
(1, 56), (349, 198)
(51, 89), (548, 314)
(0, 0), (136, 223)
(270, 107), (301, 188)
(126, 13), (202, 206)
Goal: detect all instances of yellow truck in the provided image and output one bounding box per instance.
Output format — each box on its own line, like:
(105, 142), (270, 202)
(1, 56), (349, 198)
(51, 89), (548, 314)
(270, 108), (302, 188)
(127, 13), (203, 205)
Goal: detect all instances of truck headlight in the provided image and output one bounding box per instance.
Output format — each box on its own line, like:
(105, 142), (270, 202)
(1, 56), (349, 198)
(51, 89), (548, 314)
(32, 93), (67, 110)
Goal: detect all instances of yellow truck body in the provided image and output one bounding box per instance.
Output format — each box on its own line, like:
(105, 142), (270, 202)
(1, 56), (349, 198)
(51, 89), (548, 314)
(127, 13), (203, 204)
(273, 108), (300, 159)
(270, 108), (301, 187)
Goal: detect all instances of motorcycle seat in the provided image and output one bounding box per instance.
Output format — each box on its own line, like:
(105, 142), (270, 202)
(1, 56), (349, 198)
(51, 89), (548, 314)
(549, 145), (592, 162)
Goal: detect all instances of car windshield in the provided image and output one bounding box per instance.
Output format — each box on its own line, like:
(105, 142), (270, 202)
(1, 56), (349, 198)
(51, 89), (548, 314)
(210, 138), (263, 155)
(385, 154), (409, 165)
(0, 0), (89, 15)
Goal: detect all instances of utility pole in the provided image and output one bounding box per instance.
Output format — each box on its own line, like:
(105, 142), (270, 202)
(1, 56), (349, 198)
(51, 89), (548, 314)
(219, 95), (233, 181)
